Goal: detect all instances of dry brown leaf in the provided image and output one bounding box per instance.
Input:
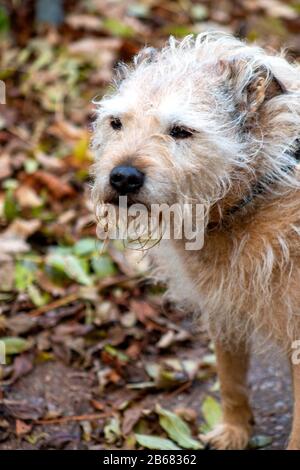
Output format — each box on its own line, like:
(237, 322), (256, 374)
(0, 154), (12, 180)
(0, 259), (15, 290)
(15, 185), (42, 208)
(66, 14), (103, 31)
(68, 38), (122, 55)
(1, 398), (46, 420)
(157, 329), (191, 349)
(16, 419), (32, 436)
(122, 405), (144, 436)
(4, 218), (41, 239)
(130, 300), (159, 324)
(29, 171), (75, 199)
(0, 237), (29, 254)
(174, 407), (197, 423)
(35, 152), (65, 171)
(259, 0), (298, 19)
(48, 121), (88, 141)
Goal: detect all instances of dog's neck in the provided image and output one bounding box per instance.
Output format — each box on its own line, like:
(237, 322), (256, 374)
(208, 142), (300, 231)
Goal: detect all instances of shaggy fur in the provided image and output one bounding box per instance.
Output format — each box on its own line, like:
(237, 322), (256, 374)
(91, 32), (300, 449)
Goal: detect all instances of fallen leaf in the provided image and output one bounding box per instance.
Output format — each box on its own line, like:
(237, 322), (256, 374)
(249, 434), (272, 449)
(73, 237), (98, 256)
(201, 396), (222, 432)
(145, 359), (199, 390)
(6, 314), (37, 336)
(259, 0), (298, 19)
(104, 416), (121, 444)
(4, 218), (41, 239)
(35, 152), (65, 171)
(1, 398), (45, 420)
(90, 400), (105, 412)
(174, 407), (197, 423)
(9, 354), (33, 384)
(92, 255), (117, 278)
(15, 185), (42, 208)
(40, 432), (78, 450)
(16, 419), (32, 436)
(68, 38), (121, 56)
(122, 406), (144, 436)
(66, 13), (103, 31)
(157, 329), (191, 349)
(130, 300), (159, 324)
(135, 433), (181, 450)
(1, 337), (33, 355)
(46, 252), (92, 286)
(0, 237), (29, 254)
(103, 18), (135, 38)
(0, 154), (12, 180)
(0, 259), (15, 291)
(156, 405), (203, 450)
(29, 171), (75, 199)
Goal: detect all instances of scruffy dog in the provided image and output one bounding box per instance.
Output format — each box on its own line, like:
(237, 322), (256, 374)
(91, 32), (300, 450)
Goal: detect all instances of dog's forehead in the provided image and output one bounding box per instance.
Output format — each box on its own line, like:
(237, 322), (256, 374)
(102, 77), (202, 125)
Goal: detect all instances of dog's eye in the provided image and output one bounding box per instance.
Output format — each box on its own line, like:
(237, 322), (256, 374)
(169, 126), (193, 139)
(110, 117), (122, 130)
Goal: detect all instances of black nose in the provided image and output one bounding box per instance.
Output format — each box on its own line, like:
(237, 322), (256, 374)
(109, 165), (145, 195)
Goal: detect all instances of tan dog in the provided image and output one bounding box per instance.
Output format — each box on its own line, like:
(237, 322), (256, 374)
(91, 32), (300, 449)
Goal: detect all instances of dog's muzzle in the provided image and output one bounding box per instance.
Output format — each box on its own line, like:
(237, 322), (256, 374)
(109, 165), (145, 195)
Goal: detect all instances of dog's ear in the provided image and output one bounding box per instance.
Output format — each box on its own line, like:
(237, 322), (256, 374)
(134, 47), (157, 67)
(218, 58), (285, 117)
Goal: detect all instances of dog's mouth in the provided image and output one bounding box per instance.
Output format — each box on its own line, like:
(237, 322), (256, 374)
(105, 194), (150, 210)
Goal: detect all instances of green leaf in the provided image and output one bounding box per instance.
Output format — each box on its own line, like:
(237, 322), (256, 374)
(249, 435), (272, 449)
(292, 1), (300, 14)
(104, 416), (121, 444)
(210, 380), (220, 392)
(1, 337), (32, 355)
(103, 18), (134, 38)
(201, 353), (216, 366)
(15, 261), (36, 291)
(135, 434), (181, 450)
(191, 5), (208, 21)
(145, 363), (160, 380)
(4, 189), (19, 222)
(2, 179), (18, 191)
(73, 137), (91, 163)
(30, 44), (53, 71)
(156, 405), (203, 449)
(104, 344), (129, 363)
(24, 158), (39, 174)
(46, 253), (92, 285)
(127, 3), (149, 18)
(92, 255), (117, 278)
(73, 237), (97, 256)
(163, 25), (194, 37)
(0, 6), (9, 34)
(27, 284), (49, 307)
(201, 396), (222, 431)
(49, 246), (73, 256)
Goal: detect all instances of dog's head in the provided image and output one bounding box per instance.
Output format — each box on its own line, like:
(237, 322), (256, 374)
(92, 33), (297, 222)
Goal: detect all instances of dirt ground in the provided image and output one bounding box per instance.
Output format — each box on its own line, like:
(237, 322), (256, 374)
(0, 315), (293, 449)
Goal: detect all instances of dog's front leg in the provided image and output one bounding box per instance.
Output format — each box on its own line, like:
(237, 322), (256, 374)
(287, 363), (300, 450)
(201, 341), (254, 450)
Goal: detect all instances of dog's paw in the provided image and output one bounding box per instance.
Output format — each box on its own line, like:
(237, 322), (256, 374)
(200, 423), (250, 450)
